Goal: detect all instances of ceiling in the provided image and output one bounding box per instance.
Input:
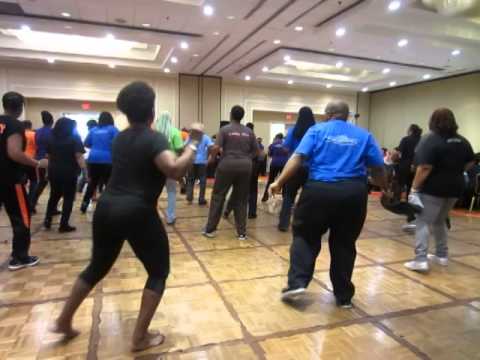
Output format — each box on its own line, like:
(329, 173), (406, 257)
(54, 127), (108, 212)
(0, 0), (479, 92)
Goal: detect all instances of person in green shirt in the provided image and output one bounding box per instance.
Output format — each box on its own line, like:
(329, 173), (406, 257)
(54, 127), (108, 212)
(155, 112), (184, 224)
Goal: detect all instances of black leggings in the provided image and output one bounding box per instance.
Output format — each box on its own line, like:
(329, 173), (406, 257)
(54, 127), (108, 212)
(46, 175), (77, 227)
(263, 164), (284, 199)
(82, 163), (112, 206)
(80, 195), (170, 293)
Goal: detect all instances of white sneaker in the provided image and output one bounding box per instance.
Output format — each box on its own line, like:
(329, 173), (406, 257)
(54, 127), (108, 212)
(402, 223), (417, 233)
(202, 230), (216, 238)
(427, 254), (448, 266)
(408, 192), (424, 210)
(238, 234), (247, 241)
(404, 260), (429, 272)
(281, 287), (306, 302)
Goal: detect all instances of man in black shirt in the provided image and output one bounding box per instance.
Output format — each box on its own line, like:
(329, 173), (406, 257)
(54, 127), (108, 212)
(0, 92), (47, 270)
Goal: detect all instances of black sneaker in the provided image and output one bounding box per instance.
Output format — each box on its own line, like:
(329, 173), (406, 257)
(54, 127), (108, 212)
(281, 286), (306, 302)
(80, 202), (88, 214)
(9, 256), (40, 271)
(199, 200), (208, 206)
(59, 225), (76, 233)
(223, 211), (230, 219)
(248, 214), (257, 219)
(336, 299), (353, 309)
(278, 226), (288, 232)
(52, 209), (62, 216)
(44, 218), (52, 230)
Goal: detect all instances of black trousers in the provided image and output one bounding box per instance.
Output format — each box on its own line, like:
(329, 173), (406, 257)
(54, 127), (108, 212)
(80, 195), (170, 289)
(263, 164), (284, 199)
(25, 167), (38, 210)
(82, 163), (112, 206)
(186, 164), (207, 203)
(0, 182), (31, 260)
(46, 175), (77, 227)
(225, 160), (259, 217)
(288, 180), (368, 302)
(32, 168), (48, 209)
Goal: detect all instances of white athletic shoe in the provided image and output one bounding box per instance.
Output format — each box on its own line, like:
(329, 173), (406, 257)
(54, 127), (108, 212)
(408, 192), (424, 211)
(202, 230), (216, 238)
(402, 223), (417, 233)
(404, 260), (429, 272)
(427, 254), (449, 266)
(238, 234), (247, 241)
(281, 287), (306, 302)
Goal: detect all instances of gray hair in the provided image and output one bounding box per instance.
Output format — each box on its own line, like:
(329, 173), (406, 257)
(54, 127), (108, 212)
(325, 100), (349, 121)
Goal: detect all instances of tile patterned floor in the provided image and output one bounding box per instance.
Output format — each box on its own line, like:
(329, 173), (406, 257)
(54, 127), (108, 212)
(0, 187), (479, 359)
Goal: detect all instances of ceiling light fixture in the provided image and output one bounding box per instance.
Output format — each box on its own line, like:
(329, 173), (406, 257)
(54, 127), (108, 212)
(273, 39), (281, 45)
(21, 25), (31, 31)
(180, 41), (189, 50)
(328, 48), (335, 52)
(336, 27), (346, 37)
(245, 75), (251, 81)
(362, 87), (369, 92)
(164, 68), (171, 73)
(193, 53), (199, 57)
(451, 49), (461, 56)
(294, 26), (303, 32)
(142, 23), (151, 27)
(108, 64), (116, 69)
(61, 12), (71, 17)
(64, 25), (72, 29)
(170, 56), (178, 64)
(105, 33), (115, 40)
(287, 80), (294, 85)
(283, 55), (291, 62)
(397, 38), (408, 47)
(47, 58), (55, 64)
(262, 66), (269, 72)
(388, 0), (401, 12)
(213, 31), (220, 36)
(203, 4), (214, 16)
(326, 84), (333, 88)
(382, 68), (391, 74)
(335, 61), (344, 68)
(389, 81), (397, 87)
(227, 15), (235, 20)
(423, 74), (431, 80)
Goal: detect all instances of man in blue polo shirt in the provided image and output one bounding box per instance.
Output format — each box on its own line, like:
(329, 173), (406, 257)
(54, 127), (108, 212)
(271, 100), (387, 308)
(186, 133), (213, 205)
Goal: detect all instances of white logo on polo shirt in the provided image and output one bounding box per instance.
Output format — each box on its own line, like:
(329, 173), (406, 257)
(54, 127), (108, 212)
(325, 135), (358, 146)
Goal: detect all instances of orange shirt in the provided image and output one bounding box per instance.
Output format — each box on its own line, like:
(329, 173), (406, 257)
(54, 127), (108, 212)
(25, 129), (37, 158)
(181, 130), (189, 142)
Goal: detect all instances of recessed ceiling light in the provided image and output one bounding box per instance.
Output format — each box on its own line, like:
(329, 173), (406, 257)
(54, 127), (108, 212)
(382, 68), (391, 74)
(284, 55), (291, 62)
(164, 68), (171, 73)
(423, 74), (431, 80)
(245, 75), (251, 81)
(397, 38), (408, 47)
(389, 81), (397, 87)
(64, 25), (72, 29)
(335, 61), (344, 68)
(287, 80), (294, 85)
(21, 25), (31, 31)
(180, 41), (189, 50)
(451, 49), (461, 56)
(108, 64), (116, 69)
(326, 84), (333, 88)
(203, 4), (214, 16)
(105, 33), (115, 40)
(336, 27), (346, 37)
(294, 26), (303, 32)
(362, 87), (369, 92)
(273, 39), (281, 45)
(193, 53), (199, 57)
(61, 12), (71, 17)
(262, 66), (269, 72)
(227, 15), (235, 20)
(328, 48), (335, 52)
(213, 31), (220, 36)
(388, 0), (401, 11)
(142, 23), (151, 27)
(170, 56), (178, 64)
(47, 58), (55, 64)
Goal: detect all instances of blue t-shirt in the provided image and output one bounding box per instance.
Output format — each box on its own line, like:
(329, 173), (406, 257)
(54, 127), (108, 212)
(35, 126), (52, 160)
(295, 120), (384, 182)
(191, 134), (213, 164)
(268, 141), (288, 167)
(85, 125), (119, 164)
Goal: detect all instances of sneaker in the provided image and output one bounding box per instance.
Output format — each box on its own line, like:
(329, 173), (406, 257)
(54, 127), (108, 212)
(43, 218), (52, 230)
(223, 211), (230, 219)
(52, 209), (62, 216)
(404, 260), (429, 272)
(261, 195), (268, 203)
(166, 219), (176, 226)
(281, 287), (306, 301)
(402, 223), (416, 233)
(59, 225), (76, 233)
(202, 230), (216, 238)
(8, 256), (40, 271)
(80, 202), (88, 214)
(248, 214), (257, 219)
(238, 234), (247, 241)
(427, 254), (448, 266)
(198, 200), (208, 206)
(336, 299), (353, 309)
(278, 226), (288, 232)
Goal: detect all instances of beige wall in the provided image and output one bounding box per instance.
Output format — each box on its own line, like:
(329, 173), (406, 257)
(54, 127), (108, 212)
(370, 73), (480, 150)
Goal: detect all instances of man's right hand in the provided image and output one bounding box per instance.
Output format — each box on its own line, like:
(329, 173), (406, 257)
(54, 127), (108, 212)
(270, 181), (282, 196)
(38, 159), (48, 169)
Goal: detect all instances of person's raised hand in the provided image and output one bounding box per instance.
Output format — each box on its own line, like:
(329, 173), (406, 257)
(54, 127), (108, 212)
(189, 123), (204, 143)
(270, 181), (282, 196)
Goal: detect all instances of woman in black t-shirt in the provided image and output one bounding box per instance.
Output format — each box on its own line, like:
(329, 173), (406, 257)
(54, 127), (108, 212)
(405, 108), (475, 273)
(44, 117), (87, 232)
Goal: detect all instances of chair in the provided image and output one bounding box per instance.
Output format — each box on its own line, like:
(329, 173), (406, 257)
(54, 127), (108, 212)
(469, 173), (480, 212)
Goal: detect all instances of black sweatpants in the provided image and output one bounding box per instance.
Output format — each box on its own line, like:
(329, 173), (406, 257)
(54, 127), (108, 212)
(25, 167), (38, 211)
(288, 180), (368, 302)
(80, 195), (170, 288)
(186, 164), (207, 203)
(263, 164), (284, 199)
(0, 182), (31, 260)
(225, 160), (259, 217)
(32, 168), (48, 208)
(82, 163), (112, 206)
(46, 175), (77, 227)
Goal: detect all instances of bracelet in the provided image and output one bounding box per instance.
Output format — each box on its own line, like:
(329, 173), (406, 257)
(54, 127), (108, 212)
(188, 144), (198, 152)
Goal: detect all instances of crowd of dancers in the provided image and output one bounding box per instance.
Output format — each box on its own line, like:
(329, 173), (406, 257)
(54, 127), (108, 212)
(0, 81), (476, 352)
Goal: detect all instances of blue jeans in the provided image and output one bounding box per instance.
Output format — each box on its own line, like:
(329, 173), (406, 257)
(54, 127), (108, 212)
(166, 179), (177, 223)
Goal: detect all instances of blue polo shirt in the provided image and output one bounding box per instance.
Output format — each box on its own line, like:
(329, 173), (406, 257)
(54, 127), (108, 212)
(284, 126), (310, 168)
(191, 134), (213, 164)
(295, 120), (384, 182)
(84, 125), (119, 164)
(35, 126), (52, 160)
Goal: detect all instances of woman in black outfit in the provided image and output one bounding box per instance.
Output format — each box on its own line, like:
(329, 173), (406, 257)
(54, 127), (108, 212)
(52, 82), (203, 352)
(44, 118), (87, 232)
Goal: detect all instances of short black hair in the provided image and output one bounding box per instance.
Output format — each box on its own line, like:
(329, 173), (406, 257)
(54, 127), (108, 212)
(246, 122), (254, 130)
(230, 105), (245, 122)
(2, 91), (24, 117)
(41, 111), (54, 126)
(98, 111), (114, 126)
(117, 81), (155, 124)
(275, 133), (284, 140)
(23, 120), (32, 129)
(87, 119), (98, 130)
(408, 124), (423, 137)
